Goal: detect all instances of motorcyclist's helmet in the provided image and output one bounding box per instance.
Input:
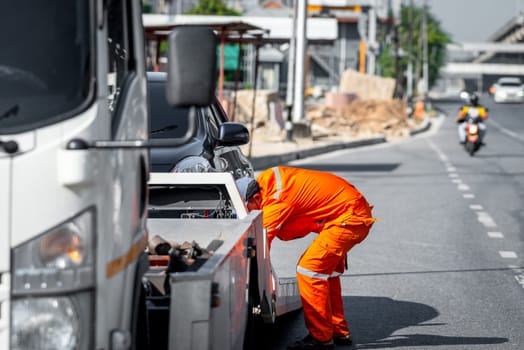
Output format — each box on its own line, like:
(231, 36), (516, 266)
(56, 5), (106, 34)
(469, 93), (479, 106)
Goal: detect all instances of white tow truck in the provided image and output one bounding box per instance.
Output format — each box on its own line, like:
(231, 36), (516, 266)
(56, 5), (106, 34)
(0, 1), (299, 349)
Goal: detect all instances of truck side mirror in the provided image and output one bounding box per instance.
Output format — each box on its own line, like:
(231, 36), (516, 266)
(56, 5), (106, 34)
(166, 27), (217, 107)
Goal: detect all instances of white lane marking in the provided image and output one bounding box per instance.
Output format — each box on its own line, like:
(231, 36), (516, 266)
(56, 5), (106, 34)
(452, 179), (462, 184)
(489, 119), (524, 143)
(477, 211), (497, 227)
(509, 266), (524, 290)
(499, 251), (518, 259)
(458, 184), (470, 191)
(516, 275), (524, 289)
(428, 140), (522, 289)
(487, 232), (504, 238)
(427, 139), (447, 159)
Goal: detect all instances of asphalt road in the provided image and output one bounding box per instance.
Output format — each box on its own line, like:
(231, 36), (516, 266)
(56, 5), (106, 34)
(263, 95), (524, 349)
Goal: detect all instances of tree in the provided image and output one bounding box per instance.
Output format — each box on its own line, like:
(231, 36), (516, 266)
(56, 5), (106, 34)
(185, 0), (241, 16)
(378, 4), (452, 97)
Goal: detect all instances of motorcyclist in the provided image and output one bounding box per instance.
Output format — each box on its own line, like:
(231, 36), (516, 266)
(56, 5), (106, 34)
(456, 93), (488, 145)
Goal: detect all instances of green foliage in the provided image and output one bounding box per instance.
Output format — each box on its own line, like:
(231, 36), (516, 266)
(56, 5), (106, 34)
(159, 40), (168, 54)
(142, 3), (153, 13)
(378, 47), (396, 78)
(378, 5), (452, 94)
(185, 0), (241, 16)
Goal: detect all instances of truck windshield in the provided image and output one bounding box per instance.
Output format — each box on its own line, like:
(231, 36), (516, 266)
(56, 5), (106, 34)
(0, 0), (93, 134)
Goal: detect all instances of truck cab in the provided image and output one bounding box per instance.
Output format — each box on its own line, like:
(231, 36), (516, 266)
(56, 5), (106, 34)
(1, 1), (151, 348)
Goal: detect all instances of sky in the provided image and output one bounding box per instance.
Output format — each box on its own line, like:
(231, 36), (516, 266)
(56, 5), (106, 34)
(416, 0), (524, 42)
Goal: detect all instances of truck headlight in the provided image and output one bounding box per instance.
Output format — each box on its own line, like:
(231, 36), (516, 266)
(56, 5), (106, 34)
(12, 297), (79, 350)
(12, 209), (94, 292)
(11, 209), (95, 350)
(39, 222), (86, 268)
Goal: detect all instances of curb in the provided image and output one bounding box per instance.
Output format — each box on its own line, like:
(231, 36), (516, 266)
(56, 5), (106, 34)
(248, 116), (435, 171)
(409, 116), (432, 136)
(249, 136), (386, 170)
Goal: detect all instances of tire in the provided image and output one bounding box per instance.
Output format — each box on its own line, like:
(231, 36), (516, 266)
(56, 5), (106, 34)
(243, 295), (265, 350)
(132, 253), (150, 350)
(465, 142), (475, 156)
(243, 255), (268, 350)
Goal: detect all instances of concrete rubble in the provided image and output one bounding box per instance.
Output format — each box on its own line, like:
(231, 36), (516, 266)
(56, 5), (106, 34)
(227, 69), (433, 169)
(306, 99), (417, 139)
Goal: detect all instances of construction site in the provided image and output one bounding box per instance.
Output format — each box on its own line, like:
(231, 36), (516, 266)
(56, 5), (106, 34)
(233, 67), (423, 141)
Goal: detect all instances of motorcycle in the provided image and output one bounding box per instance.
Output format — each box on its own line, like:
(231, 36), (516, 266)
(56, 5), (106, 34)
(458, 91), (487, 156)
(462, 109), (483, 156)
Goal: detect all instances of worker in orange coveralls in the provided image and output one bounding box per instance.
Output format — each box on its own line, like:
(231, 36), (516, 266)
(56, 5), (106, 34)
(236, 166), (377, 349)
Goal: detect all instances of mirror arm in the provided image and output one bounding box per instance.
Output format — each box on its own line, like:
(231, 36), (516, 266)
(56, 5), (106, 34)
(67, 108), (197, 150)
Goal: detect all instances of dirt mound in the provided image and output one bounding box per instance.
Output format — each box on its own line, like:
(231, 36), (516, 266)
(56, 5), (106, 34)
(306, 99), (416, 139)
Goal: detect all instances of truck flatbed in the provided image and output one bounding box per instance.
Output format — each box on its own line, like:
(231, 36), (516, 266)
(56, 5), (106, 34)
(145, 172), (301, 349)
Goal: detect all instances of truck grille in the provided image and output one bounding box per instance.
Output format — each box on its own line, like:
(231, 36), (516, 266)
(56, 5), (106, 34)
(0, 272), (10, 348)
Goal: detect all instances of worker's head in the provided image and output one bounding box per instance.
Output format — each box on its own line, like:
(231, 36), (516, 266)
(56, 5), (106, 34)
(235, 177), (262, 211)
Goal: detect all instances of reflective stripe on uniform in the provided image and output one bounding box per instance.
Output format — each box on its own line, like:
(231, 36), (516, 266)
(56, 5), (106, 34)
(271, 166), (282, 199)
(297, 266), (330, 280)
(297, 266), (342, 280)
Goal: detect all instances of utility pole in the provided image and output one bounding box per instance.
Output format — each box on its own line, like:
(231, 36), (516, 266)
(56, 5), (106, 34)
(367, 5), (377, 75)
(414, 11), (422, 95)
(406, 0), (414, 100)
(285, 1), (297, 141)
(293, 0), (307, 122)
(393, 11), (402, 98)
(422, 0), (429, 98)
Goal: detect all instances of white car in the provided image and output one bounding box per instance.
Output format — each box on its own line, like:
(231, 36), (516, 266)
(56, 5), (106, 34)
(492, 77), (524, 103)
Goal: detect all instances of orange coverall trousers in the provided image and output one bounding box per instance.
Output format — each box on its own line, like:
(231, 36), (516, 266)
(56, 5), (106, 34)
(296, 199), (374, 342)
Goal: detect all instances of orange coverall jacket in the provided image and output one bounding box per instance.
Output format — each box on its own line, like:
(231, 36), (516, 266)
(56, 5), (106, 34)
(257, 166), (375, 247)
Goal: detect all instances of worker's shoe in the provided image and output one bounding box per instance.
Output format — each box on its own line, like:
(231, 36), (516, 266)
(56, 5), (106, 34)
(287, 334), (335, 349)
(334, 334), (353, 345)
